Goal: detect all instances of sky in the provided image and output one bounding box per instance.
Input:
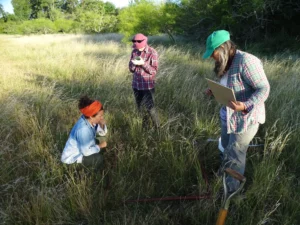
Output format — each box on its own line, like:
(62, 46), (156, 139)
(0, 0), (164, 14)
(0, 0), (13, 14)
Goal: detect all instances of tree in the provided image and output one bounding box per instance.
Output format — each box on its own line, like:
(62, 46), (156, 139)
(103, 2), (116, 14)
(159, 2), (182, 42)
(0, 4), (8, 22)
(60, 0), (80, 14)
(175, 0), (300, 43)
(118, 0), (161, 40)
(75, 0), (117, 33)
(29, 0), (55, 19)
(12, 0), (32, 20)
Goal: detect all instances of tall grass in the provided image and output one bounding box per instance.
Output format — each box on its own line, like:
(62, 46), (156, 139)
(0, 34), (299, 225)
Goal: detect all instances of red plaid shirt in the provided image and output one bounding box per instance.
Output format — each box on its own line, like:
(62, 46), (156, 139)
(129, 45), (158, 90)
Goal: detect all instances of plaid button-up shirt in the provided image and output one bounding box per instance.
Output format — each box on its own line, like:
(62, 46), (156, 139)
(225, 50), (270, 134)
(129, 45), (158, 90)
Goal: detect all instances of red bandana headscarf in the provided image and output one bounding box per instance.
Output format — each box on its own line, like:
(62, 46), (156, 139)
(132, 33), (148, 49)
(80, 101), (102, 117)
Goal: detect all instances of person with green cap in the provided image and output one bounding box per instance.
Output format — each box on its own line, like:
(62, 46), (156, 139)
(203, 30), (270, 193)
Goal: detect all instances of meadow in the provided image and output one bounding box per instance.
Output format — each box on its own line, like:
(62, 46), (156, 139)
(0, 34), (299, 225)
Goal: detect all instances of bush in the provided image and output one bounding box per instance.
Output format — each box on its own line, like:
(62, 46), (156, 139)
(0, 21), (21, 34)
(76, 11), (118, 34)
(18, 18), (57, 35)
(54, 19), (74, 33)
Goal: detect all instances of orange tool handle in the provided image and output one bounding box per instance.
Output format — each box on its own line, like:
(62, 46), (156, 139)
(225, 168), (246, 182)
(216, 209), (228, 225)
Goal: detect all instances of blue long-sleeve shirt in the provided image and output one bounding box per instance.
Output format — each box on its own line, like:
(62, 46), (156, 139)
(61, 115), (107, 164)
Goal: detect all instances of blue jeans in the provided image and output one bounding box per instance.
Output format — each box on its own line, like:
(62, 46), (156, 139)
(220, 119), (259, 193)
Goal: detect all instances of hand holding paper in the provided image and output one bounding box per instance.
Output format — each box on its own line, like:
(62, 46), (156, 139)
(204, 88), (213, 96)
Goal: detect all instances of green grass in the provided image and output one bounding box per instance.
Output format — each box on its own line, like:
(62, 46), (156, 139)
(0, 33), (300, 225)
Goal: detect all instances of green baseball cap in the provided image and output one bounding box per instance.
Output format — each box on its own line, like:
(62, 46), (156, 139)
(202, 30), (230, 59)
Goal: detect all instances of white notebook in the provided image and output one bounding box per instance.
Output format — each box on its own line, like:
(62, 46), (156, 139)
(206, 78), (236, 105)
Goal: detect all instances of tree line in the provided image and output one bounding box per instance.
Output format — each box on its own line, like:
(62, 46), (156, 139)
(0, 0), (299, 47)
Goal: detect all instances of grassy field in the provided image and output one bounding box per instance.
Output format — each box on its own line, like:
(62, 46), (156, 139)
(0, 33), (300, 225)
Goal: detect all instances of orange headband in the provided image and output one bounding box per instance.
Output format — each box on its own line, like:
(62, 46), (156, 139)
(80, 101), (102, 117)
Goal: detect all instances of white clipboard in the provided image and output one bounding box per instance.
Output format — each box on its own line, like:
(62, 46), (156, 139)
(206, 78), (236, 105)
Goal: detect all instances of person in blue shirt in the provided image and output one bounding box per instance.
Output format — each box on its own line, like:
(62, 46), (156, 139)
(61, 95), (108, 171)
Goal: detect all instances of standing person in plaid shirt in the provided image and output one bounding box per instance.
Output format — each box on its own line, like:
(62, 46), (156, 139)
(203, 30), (270, 193)
(129, 33), (160, 127)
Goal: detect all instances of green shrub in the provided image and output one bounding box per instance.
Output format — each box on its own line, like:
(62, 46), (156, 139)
(0, 21), (21, 34)
(54, 19), (74, 33)
(18, 18), (57, 34)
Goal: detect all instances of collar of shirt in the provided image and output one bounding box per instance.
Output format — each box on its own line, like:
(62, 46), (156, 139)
(143, 45), (149, 53)
(81, 115), (96, 130)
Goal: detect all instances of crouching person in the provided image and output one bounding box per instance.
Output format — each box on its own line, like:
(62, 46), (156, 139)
(61, 95), (108, 171)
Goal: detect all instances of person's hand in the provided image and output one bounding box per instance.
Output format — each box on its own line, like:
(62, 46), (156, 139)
(131, 57), (145, 66)
(99, 141), (107, 149)
(204, 88), (213, 96)
(228, 101), (246, 111)
(98, 119), (106, 128)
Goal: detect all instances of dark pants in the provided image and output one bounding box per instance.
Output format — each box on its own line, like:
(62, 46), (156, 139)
(133, 88), (160, 127)
(82, 153), (104, 171)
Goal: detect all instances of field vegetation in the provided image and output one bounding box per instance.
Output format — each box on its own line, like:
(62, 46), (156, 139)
(0, 33), (300, 225)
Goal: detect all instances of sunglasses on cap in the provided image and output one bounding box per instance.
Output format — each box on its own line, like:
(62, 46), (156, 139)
(132, 39), (144, 43)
